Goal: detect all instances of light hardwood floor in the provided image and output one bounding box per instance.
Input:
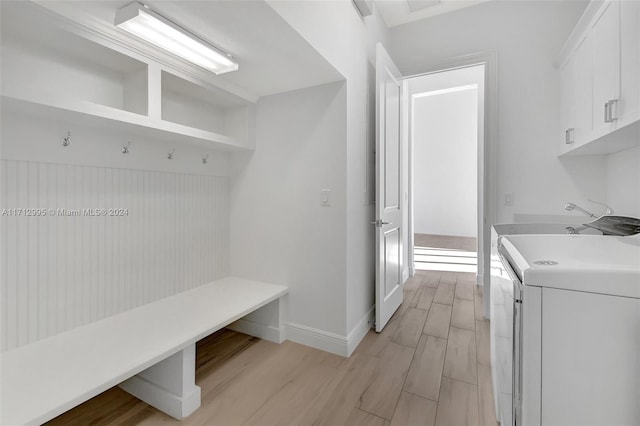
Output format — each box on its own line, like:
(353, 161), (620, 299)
(45, 272), (497, 426)
(47, 237), (497, 426)
(414, 234), (477, 252)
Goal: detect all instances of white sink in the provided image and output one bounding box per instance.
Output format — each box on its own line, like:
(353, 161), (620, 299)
(501, 234), (640, 298)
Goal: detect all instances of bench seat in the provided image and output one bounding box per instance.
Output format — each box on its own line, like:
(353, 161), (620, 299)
(1, 277), (288, 426)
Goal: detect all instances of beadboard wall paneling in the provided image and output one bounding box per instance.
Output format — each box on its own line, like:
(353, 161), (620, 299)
(0, 160), (229, 351)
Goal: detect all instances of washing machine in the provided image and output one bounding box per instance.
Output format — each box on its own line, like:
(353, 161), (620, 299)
(491, 231), (639, 425)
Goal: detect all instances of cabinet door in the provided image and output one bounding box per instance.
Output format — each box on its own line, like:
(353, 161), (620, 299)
(591, 0), (620, 135)
(559, 55), (576, 148)
(541, 288), (639, 426)
(573, 34), (593, 146)
(620, 0), (640, 123)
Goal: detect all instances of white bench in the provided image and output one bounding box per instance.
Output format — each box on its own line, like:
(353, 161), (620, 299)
(0, 277), (288, 426)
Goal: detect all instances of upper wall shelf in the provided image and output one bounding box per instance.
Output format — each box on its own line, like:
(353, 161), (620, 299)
(0, 1), (255, 152)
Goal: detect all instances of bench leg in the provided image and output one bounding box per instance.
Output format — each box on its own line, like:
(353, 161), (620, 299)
(228, 297), (287, 343)
(119, 344), (201, 419)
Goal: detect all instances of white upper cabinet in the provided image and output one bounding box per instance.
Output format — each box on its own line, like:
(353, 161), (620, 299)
(560, 34), (593, 148)
(620, 0), (640, 124)
(559, 53), (576, 145)
(557, 0), (640, 156)
(575, 34), (594, 146)
(591, 1), (620, 137)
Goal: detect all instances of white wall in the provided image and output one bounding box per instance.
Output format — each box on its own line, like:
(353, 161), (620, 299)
(390, 0), (606, 223)
(230, 81), (348, 340)
(1, 111), (230, 352)
(265, 0), (390, 352)
(413, 87), (478, 237)
(607, 146), (640, 217)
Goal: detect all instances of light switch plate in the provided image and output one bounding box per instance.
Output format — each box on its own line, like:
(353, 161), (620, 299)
(321, 189), (331, 206)
(504, 193), (514, 206)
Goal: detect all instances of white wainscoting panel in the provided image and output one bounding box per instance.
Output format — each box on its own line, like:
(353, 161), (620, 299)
(1, 160), (229, 351)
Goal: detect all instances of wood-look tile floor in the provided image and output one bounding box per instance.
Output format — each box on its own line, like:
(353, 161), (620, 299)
(46, 273), (497, 426)
(47, 239), (497, 426)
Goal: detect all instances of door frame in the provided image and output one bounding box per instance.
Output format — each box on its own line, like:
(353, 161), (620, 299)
(404, 52), (497, 319)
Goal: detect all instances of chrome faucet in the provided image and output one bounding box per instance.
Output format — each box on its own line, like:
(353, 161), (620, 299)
(564, 202), (597, 218)
(564, 200), (614, 234)
(564, 199), (613, 218)
(565, 224), (588, 234)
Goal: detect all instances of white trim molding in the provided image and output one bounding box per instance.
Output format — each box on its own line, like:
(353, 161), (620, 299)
(286, 322), (349, 357)
(285, 307), (374, 357)
(554, 0), (605, 68)
(346, 306), (374, 356)
(403, 51), (498, 320)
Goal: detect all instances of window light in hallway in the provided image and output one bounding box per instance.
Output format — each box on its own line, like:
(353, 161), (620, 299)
(414, 245), (477, 273)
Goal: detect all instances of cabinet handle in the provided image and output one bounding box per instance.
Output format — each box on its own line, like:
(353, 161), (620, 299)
(604, 99), (619, 123)
(608, 99), (618, 122)
(565, 128), (575, 144)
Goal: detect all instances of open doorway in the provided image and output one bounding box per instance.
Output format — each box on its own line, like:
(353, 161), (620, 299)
(374, 44), (496, 331)
(406, 64), (485, 282)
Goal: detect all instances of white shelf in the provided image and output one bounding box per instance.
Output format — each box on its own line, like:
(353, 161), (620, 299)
(0, 1), (255, 153)
(2, 94), (251, 151)
(161, 71), (253, 146)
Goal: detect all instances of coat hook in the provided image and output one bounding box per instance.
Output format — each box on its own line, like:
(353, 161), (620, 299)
(122, 141), (131, 154)
(168, 149), (175, 160)
(62, 131), (71, 147)
(202, 154), (209, 164)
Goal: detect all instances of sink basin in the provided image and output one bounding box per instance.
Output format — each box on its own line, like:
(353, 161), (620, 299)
(501, 234), (640, 298)
(487, 222), (601, 318)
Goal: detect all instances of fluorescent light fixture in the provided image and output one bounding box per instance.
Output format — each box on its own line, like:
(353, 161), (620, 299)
(352, 0), (373, 16)
(115, 2), (238, 75)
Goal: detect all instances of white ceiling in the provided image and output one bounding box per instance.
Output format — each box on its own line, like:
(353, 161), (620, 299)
(376, 0), (493, 27)
(36, 1), (343, 101)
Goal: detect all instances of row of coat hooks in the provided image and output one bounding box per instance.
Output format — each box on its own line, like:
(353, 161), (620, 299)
(61, 132), (210, 164)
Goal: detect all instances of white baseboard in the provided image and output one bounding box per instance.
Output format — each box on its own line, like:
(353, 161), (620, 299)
(227, 319), (284, 344)
(402, 268), (410, 284)
(286, 307), (374, 357)
(120, 375), (201, 420)
(286, 322), (348, 356)
(346, 306), (374, 356)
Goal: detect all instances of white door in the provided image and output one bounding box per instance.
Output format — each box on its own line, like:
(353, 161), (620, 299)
(374, 43), (403, 332)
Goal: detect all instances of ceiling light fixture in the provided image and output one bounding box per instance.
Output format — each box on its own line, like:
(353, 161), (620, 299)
(115, 2), (238, 75)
